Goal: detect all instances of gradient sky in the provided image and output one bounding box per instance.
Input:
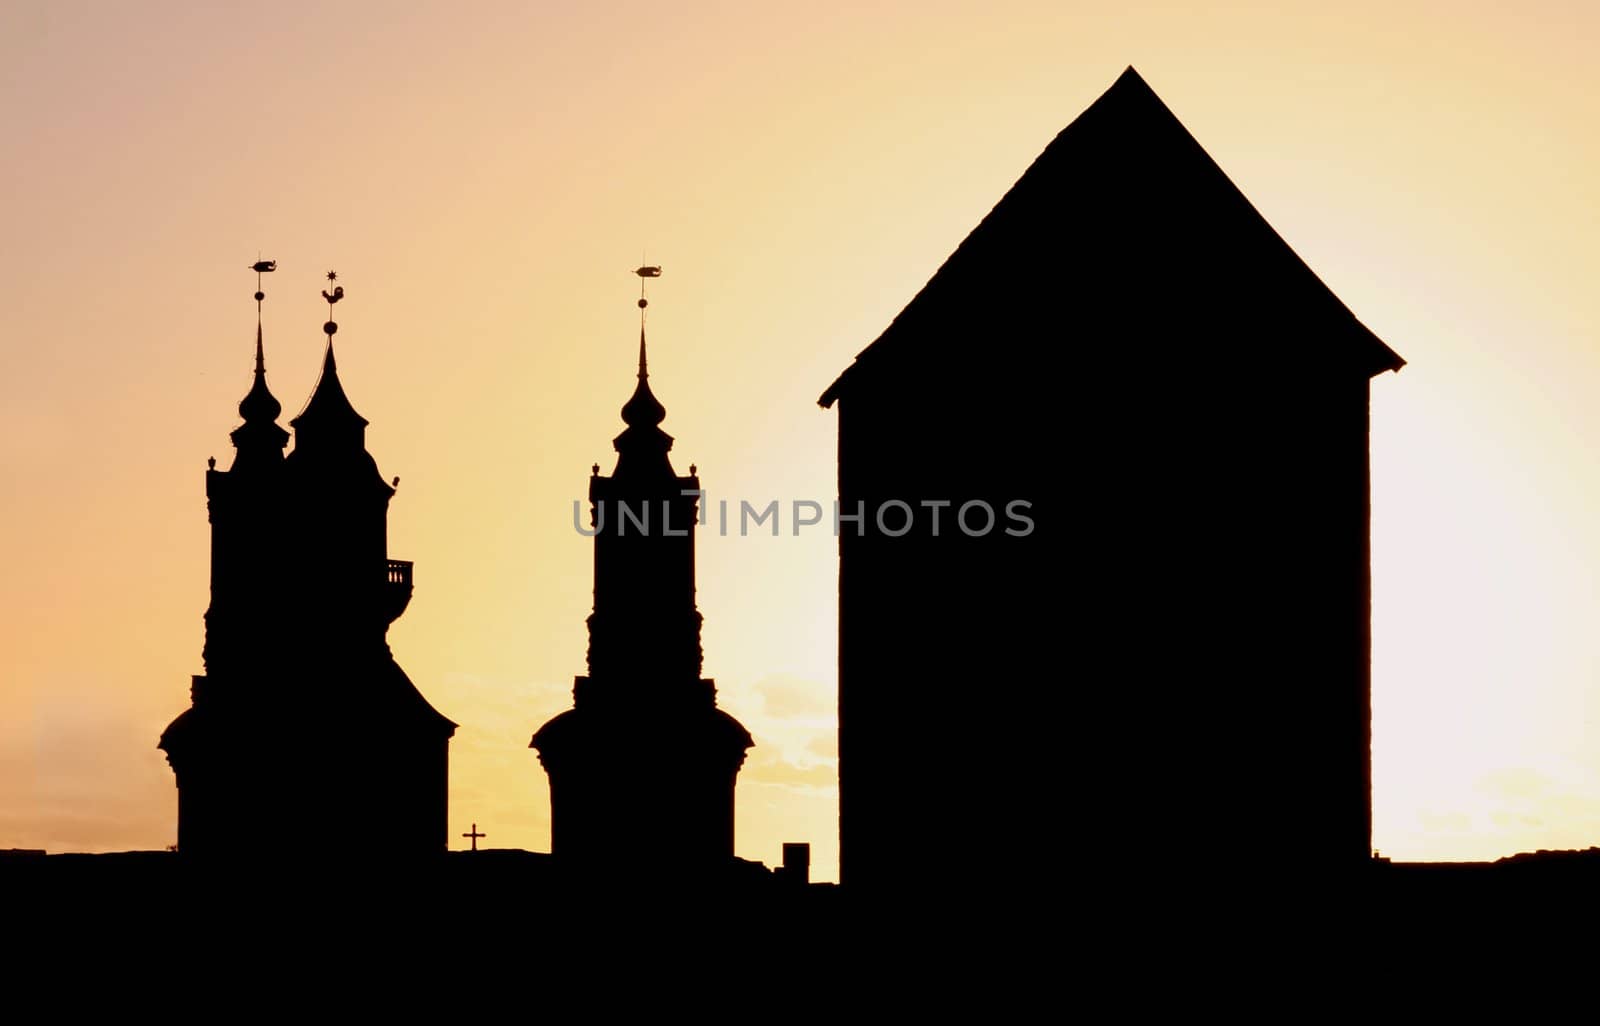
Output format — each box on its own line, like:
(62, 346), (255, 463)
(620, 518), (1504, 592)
(5, 2), (1600, 877)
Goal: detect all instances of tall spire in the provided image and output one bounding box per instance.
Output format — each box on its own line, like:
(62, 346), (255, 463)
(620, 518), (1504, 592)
(237, 320), (282, 424)
(621, 265), (667, 429)
(230, 261), (287, 463)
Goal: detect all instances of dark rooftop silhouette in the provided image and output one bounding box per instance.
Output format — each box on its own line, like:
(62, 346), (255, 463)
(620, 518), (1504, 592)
(14, 69), (1597, 951)
(819, 64), (1406, 892)
(823, 66), (1403, 409)
(292, 342), (371, 435)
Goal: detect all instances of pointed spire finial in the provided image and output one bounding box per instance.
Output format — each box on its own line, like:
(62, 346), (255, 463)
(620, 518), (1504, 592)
(249, 257), (276, 362)
(635, 263), (660, 380)
(238, 260), (282, 425)
(250, 258), (276, 309)
(620, 264), (667, 428)
(321, 269), (344, 340)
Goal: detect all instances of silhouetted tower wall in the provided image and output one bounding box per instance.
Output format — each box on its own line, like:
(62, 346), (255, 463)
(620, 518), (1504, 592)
(202, 326), (288, 684)
(532, 326), (753, 870)
(820, 68), (1403, 892)
(287, 344), (408, 649)
(162, 296), (455, 857)
(586, 441), (703, 686)
(171, 324), (291, 853)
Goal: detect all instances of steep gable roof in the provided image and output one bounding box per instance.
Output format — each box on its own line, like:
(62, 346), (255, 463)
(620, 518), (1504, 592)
(820, 67), (1404, 407)
(291, 342), (369, 435)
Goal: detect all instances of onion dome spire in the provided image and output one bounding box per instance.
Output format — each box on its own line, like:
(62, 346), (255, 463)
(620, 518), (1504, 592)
(229, 260), (288, 463)
(238, 259), (282, 423)
(238, 321), (282, 423)
(621, 324), (667, 428)
(622, 264), (667, 427)
(611, 265), (676, 479)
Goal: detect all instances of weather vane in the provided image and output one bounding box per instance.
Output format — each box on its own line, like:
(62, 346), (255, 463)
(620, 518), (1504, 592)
(321, 269), (344, 340)
(250, 258), (276, 316)
(635, 262), (661, 325)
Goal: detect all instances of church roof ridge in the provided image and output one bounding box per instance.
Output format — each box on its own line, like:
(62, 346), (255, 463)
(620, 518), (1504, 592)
(818, 65), (1404, 408)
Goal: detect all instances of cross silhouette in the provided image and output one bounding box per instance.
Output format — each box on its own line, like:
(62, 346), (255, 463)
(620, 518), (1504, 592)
(462, 823), (486, 852)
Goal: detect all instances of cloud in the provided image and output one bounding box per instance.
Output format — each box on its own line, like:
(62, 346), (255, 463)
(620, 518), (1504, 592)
(805, 733), (837, 759)
(751, 674), (832, 720)
(742, 745), (837, 793)
(0, 699), (174, 852)
(1476, 768), (1552, 800)
(1417, 808), (1472, 833)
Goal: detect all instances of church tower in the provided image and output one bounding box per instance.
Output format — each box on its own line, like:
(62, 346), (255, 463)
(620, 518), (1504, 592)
(161, 267), (455, 857)
(161, 263), (291, 853)
(531, 268), (753, 870)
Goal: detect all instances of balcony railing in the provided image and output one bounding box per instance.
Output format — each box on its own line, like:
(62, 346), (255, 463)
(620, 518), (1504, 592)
(384, 559), (414, 623)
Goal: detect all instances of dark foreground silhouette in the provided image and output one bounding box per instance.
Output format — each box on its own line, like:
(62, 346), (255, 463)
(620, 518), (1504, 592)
(15, 72), (1593, 971)
(821, 66), (1404, 894)
(6, 847), (1598, 973)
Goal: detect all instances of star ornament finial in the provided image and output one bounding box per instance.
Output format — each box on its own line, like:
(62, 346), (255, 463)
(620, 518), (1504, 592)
(321, 269), (345, 337)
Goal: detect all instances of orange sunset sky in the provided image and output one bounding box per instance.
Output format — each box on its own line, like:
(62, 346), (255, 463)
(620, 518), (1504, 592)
(5, 2), (1600, 879)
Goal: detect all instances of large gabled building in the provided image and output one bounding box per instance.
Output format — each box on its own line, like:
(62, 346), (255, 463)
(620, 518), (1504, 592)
(819, 68), (1404, 891)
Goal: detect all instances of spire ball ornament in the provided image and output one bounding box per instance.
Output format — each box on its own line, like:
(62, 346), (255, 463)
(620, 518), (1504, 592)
(635, 263), (659, 312)
(250, 258), (276, 308)
(237, 259), (284, 425)
(621, 262), (667, 427)
(321, 270), (344, 338)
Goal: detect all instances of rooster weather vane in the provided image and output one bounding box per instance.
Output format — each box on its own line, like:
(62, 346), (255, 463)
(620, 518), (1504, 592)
(322, 270), (344, 339)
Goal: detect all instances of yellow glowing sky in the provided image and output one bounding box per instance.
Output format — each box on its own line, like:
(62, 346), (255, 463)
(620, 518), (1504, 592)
(5, 2), (1600, 876)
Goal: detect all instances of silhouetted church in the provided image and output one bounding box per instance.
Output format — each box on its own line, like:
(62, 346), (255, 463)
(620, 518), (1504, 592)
(819, 68), (1404, 890)
(160, 274), (455, 856)
(531, 284), (753, 869)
